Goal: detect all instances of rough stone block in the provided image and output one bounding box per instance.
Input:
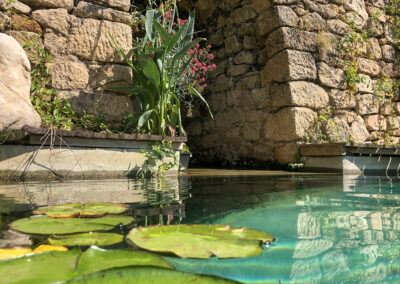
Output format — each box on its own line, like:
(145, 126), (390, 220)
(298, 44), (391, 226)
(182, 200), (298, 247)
(356, 74), (374, 94)
(317, 62), (347, 89)
(243, 121), (261, 141)
(233, 51), (255, 65)
(47, 56), (89, 90)
(38, 11), (132, 63)
(367, 38), (382, 60)
(274, 142), (298, 164)
(88, 63), (132, 91)
(381, 45), (396, 62)
(231, 6), (256, 24)
(0, 0), (31, 14)
(329, 89), (356, 110)
(364, 115), (387, 131)
(92, 0), (130, 12)
(265, 27), (318, 58)
(270, 81), (329, 110)
(327, 19), (349, 35)
(224, 35), (242, 55)
(74, 1), (131, 25)
(59, 90), (133, 121)
(227, 64), (249, 77)
(357, 58), (380, 77)
(262, 50), (317, 84)
(355, 93), (379, 115)
(20, 0), (74, 11)
(266, 107), (317, 142)
(250, 0), (271, 14)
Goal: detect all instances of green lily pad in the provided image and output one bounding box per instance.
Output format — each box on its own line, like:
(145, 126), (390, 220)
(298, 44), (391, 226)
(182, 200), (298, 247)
(34, 203), (129, 218)
(76, 246), (173, 275)
(127, 224), (274, 259)
(0, 247), (174, 284)
(68, 267), (239, 284)
(48, 233), (124, 247)
(10, 215), (134, 235)
(0, 249), (81, 284)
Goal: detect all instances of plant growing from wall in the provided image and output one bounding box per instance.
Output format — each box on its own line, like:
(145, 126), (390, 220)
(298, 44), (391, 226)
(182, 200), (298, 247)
(107, 0), (214, 137)
(136, 140), (178, 178)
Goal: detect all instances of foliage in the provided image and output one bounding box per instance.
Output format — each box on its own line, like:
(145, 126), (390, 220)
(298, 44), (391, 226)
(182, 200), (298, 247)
(10, 215), (134, 235)
(108, 0), (214, 136)
(338, 17), (367, 93)
(68, 267), (238, 284)
(48, 232), (124, 247)
(308, 106), (341, 143)
(137, 140), (178, 178)
(127, 224), (274, 259)
(387, 0), (400, 50)
(34, 202), (129, 218)
(0, 247), (176, 284)
(181, 143), (190, 153)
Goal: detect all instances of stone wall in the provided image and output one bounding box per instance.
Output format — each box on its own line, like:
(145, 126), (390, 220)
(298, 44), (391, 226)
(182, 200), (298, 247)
(185, 0), (400, 166)
(0, 0), (134, 122)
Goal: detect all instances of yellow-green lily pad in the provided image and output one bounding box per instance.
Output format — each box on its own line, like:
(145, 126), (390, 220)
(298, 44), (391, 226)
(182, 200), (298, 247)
(127, 224), (274, 259)
(76, 246), (174, 275)
(0, 247), (175, 284)
(10, 215), (134, 235)
(68, 267), (239, 283)
(48, 233), (124, 247)
(34, 203), (129, 218)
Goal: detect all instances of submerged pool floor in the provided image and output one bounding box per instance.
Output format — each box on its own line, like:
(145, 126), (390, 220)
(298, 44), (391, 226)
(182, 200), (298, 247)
(1, 173), (400, 283)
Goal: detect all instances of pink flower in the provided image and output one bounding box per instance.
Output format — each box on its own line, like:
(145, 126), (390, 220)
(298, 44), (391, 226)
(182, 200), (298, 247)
(207, 54), (214, 59)
(204, 83), (207, 87)
(211, 64), (216, 69)
(208, 44), (212, 48)
(195, 43), (200, 49)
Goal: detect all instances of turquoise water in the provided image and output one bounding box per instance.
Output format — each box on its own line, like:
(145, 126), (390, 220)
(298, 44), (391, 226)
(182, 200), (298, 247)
(2, 174), (400, 283)
(171, 175), (400, 283)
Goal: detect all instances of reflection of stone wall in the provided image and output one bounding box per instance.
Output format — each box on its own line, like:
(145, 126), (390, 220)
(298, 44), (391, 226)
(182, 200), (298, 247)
(0, 0), (134, 122)
(186, 0), (399, 165)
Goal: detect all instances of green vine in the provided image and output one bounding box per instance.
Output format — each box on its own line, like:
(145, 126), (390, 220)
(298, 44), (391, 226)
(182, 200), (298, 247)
(136, 140), (178, 179)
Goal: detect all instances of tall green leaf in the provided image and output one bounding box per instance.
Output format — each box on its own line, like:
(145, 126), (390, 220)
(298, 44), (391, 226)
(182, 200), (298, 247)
(138, 109), (155, 129)
(188, 86), (214, 119)
(145, 10), (157, 42)
(137, 54), (161, 88)
(166, 23), (186, 53)
(153, 20), (170, 44)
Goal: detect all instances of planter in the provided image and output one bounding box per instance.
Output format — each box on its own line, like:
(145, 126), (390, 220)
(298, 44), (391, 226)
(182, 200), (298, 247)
(179, 152), (192, 171)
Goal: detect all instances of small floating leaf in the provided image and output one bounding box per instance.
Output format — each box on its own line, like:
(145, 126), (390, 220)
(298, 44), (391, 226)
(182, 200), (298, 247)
(0, 245), (67, 261)
(48, 233), (124, 247)
(34, 203), (129, 218)
(76, 246), (173, 276)
(10, 215), (134, 235)
(67, 267), (239, 284)
(127, 224), (274, 259)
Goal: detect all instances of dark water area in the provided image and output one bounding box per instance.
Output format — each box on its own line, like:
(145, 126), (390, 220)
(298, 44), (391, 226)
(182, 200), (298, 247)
(1, 173), (400, 283)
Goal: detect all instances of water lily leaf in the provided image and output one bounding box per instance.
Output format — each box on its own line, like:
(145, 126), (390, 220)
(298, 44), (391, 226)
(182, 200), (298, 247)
(0, 245), (68, 261)
(48, 233), (124, 247)
(0, 249), (81, 284)
(10, 215), (134, 235)
(127, 224), (274, 259)
(76, 246), (173, 276)
(67, 267), (239, 284)
(34, 202), (129, 218)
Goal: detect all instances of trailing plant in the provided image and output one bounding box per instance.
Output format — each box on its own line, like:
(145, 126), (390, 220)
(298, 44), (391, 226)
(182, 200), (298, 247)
(107, 0), (214, 136)
(338, 17), (367, 93)
(136, 140), (178, 178)
(308, 106), (341, 144)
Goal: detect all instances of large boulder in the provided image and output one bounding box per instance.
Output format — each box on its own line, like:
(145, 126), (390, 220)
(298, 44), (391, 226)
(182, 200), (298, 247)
(0, 33), (41, 140)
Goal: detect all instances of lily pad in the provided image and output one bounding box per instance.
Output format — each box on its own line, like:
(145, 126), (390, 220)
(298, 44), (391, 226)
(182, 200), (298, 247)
(48, 233), (124, 247)
(67, 267), (239, 284)
(0, 245), (67, 261)
(76, 246), (173, 275)
(0, 249), (81, 284)
(34, 203), (129, 218)
(10, 215), (134, 235)
(127, 224), (274, 259)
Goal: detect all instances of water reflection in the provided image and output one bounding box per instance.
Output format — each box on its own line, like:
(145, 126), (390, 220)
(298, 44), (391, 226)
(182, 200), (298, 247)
(171, 175), (400, 283)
